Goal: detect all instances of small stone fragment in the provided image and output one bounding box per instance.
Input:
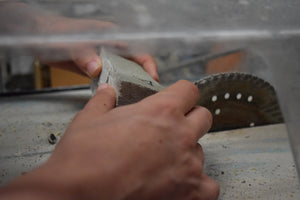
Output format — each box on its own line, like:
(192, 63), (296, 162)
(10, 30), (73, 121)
(48, 133), (57, 145)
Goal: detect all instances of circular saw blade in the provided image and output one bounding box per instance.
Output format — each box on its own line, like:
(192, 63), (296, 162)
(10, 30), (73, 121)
(195, 72), (284, 132)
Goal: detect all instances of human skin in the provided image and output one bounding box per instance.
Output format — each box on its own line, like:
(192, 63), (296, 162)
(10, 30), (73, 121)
(0, 81), (219, 200)
(0, 2), (159, 81)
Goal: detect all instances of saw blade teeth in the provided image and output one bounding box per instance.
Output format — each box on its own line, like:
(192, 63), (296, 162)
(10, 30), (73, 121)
(198, 79), (207, 85)
(193, 72), (283, 132)
(227, 73), (234, 79)
(243, 74), (252, 81)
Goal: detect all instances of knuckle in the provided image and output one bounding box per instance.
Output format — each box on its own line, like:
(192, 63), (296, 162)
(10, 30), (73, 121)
(197, 106), (213, 127)
(182, 131), (196, 146)
(178, 80), (199, 99)
(207, 181), (220, 200)
(203, 107), (213, 124)
(196, 143), (203, 151)
(177, 79), (191, 85)
(191, 84), (200, 99)
(153, 98), (178, 115)
(189, 157), (203, 175)
(196, 143), (204, 157)
(180, 126), (198, 146)
(182, 155), (203, 177)
(201, 176), (220, 200)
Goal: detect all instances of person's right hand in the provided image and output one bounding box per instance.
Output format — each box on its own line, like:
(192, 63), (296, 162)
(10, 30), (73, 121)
(0, 80), (219, 200)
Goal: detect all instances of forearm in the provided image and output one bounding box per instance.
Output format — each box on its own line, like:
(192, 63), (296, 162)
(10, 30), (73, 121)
(0, 158), (119, 200)
(0, 2), (63, 34)
(0, 164), (74, 200)
(0, 185), (62, 200)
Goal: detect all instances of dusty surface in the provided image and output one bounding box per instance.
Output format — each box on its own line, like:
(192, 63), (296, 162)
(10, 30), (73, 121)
(0, 90), (90, 185)
(0, 90), (299, 199)
(200, 124), (299, 199)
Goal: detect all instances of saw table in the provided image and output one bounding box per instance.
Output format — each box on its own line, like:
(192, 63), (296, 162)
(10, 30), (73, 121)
(0, 89), (299, 199)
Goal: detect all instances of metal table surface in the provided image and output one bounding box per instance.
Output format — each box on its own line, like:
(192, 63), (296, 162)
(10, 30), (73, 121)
(0, 89), (299, 199)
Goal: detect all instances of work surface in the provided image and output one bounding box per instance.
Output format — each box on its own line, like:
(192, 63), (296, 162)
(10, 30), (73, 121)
(0, 89), (299, 199)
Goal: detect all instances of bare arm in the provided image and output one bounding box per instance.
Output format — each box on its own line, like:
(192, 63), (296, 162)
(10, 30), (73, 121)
(0, 2), (159, 80)
(0, 81), (219, 200)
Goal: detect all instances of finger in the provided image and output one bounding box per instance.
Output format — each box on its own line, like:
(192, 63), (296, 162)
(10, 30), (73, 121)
(83, 84), (116, 115)
(195, 143), (205, 166)
(198, 174), (220, 200)
(72, 19), (118, 32)
(151, 80), (199, 114)
(186, 106), (213, 139)
(129, 54), (159, 81)
(50, 17), (118, 33)
(70, 46), (102, 78)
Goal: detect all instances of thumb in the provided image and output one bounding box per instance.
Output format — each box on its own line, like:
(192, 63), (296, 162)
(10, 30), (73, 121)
(84, 84), (116, 115)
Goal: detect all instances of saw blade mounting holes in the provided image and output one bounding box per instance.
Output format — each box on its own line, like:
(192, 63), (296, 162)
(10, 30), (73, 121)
(224, 93), (230, 99)
(247, 95), (253, 102)
(215, 108), (221, 115)
(212, 95), (217, 102)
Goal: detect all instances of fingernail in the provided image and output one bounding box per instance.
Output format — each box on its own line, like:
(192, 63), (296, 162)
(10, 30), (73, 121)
(87, 61), (100, 77)
(97, 83), (109, 91)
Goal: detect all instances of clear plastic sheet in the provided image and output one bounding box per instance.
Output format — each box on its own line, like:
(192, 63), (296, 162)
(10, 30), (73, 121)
(0, 0), (299, 177)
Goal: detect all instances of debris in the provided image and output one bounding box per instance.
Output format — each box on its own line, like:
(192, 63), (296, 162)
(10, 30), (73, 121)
(48, 133), (57, 145)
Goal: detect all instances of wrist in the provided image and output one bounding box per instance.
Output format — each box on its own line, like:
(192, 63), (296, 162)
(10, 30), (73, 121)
(0, 163), (76, 200)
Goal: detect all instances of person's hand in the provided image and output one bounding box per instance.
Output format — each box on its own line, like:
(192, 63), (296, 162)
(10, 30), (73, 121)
(37, 16), (159, 81)
(0, 2), (159, 81)
(0, 80), (219, 200)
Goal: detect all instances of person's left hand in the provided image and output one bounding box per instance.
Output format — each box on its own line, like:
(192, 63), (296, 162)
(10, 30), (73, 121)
(0, 2), (159, 81)
(36, 16), (159, 81)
